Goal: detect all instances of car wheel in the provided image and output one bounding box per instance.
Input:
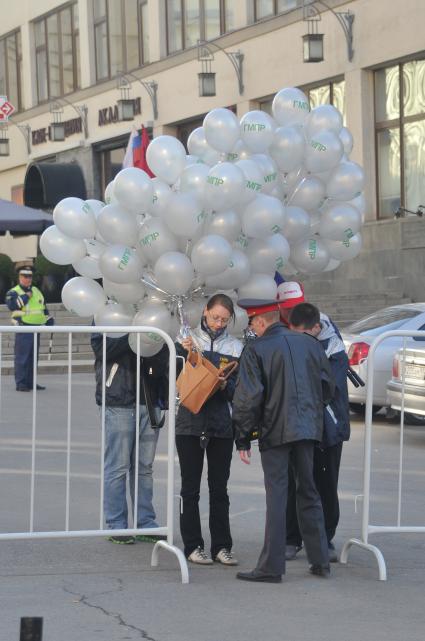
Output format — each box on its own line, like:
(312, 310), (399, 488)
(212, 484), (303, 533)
(349, 403), (383, 416)
(405, 412), (425, 426)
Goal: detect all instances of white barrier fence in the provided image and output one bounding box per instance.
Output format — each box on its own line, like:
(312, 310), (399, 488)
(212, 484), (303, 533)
(0, 325), (189, 584)
(340, 330), (425, 581)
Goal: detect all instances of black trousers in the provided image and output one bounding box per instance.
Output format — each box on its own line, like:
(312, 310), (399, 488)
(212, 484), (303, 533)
(14, 332), (40, 389)
(176, 435), (233, 559)
(286, 442), (343, 546)
(256, 440), (328, 577)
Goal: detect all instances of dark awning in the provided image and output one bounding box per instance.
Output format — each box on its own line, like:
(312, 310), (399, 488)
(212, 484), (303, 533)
(0, 199), (53, 235)
(24, 162), (87, 210)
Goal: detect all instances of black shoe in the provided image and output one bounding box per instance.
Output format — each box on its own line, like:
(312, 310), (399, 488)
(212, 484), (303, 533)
(236, 570), (282, 583)
(285, 544), (302, 561)
(16, 386), (31, 392)
(328, 542), (338, 563)
(107, 535), (135, 545)
(36, 384), (46, 390)
(309, 564), (331, 578)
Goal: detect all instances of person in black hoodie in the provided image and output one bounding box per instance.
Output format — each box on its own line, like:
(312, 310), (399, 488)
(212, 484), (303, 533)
(91, 332), (168, 544)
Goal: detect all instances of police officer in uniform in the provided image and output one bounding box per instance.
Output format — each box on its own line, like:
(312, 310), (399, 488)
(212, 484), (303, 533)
(6, 266), (53, 392)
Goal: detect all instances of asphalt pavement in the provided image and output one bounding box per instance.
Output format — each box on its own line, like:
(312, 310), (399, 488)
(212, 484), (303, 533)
(0, 373), (424, 641)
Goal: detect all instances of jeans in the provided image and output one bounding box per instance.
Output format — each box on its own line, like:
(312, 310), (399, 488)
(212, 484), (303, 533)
(104, 405), (161, 530)
(176, 435), (233, 558)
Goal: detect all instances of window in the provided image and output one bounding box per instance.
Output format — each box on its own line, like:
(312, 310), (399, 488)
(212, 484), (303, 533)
(0, 30), (22, 112)
(34, 3), (80, 103)
(93, 0), (149, 81)
(166, 0), (233, 54)
(375, 59), (425, 219)
(253, 0), (301, 21)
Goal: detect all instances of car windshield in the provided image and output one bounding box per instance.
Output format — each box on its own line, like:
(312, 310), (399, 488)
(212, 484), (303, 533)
(343, 308), (422, 336)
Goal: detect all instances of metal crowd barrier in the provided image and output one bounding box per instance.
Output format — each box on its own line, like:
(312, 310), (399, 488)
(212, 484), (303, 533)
(340, 330), (425, 581)
(0, 325), (189, 584)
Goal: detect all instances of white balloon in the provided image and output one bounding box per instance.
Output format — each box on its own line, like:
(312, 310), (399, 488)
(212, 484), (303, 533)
(289, 176), (326, 211)
(104, 181), (117, 205)
(94, 301), (135, 337)
(40, 225), (86, 265)
(113, 167), (153, 214)
(99, 245), (143, 283)
(226, 139), (251, 162)
(187, 127), (221, 165)
(205, 249), (251, 289)
(305, 104), (343, 137)
(326, 160), (365, 201)
(103, 278), (146, 304)
(182, 298), (206, 329)
(204, 210), (242, 242)
(242, 194), (286, 239)
(272, 87), (310, 127)
(72, 250), (103, 279)
(191, 234), (233, 276)
(179, 163), (210, 201)
(146, 178), (172, 217)
(96, 204), (139, 246)
(163, 192), (207, 238)
(53, 197), (96, 240)
(85, 199), (105, 215)
(324, 258), (341, 272)
(318, 203), (362, 241)
(138, 217), (179, 264)
(238, 273), (278, 299)
(339, 127), (354, 156)
(347, 192), (366, 223)
(229, 304), (249, 335)
(131, 301), (172, 350)
(204, 162), (245, 210)
(323, 233), (362, 262)
(128, 335), (164, 357)
(154, 251), (194, 296)
(250, 154), (279, 194)
(291, 237), (330, 274)
(203, 108), (240, 153)
(62, 277), (107, 317)
(269, 126), (305, 173)
(281, 167), (306, 198)
(283, 206), (311, 243)
(240, 110), (276, 152)
(235, 158), (264, 204)
(146, 135), (186, 185)
(305, 130), (344, 174)
(247, 234), (290, 275)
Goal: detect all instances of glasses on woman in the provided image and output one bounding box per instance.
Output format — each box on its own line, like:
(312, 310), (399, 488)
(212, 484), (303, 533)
(206, 311), (231, 326)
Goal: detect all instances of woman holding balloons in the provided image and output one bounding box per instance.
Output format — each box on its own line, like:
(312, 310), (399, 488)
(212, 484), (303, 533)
(175, 293), (243, 566)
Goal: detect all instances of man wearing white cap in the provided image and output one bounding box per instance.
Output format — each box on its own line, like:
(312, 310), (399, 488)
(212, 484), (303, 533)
(277, 282), (350, 563)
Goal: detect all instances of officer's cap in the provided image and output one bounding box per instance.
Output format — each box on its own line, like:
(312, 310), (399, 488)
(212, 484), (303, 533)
(237, 299), (280, 318)
(17, 266), (34, 276)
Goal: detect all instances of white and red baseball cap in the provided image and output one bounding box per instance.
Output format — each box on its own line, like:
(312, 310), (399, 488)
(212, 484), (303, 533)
(277, 281), (305, 308)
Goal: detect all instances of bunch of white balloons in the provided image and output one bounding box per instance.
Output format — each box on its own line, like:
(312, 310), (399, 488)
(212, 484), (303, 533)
(40, 86), (365, 355)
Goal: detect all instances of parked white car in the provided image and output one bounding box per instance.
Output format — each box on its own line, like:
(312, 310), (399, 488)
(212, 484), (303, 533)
(341, 303), (425, 415)
(387, 347), (425, 423)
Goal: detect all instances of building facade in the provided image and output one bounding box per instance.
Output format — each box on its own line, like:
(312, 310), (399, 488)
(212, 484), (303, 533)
(0, 0), (424, 298)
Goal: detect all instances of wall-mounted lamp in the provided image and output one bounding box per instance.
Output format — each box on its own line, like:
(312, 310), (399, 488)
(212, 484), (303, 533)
(395, 206), (425, 219)
(302, 0), (354, 62)
(3, 119), (31, 155)
(118, 72), (158, 120)
(0, 126), (10, 156)
(197, 40), (244, 97)
(117, 76), (136, 121)
(49, 103), (65, 141)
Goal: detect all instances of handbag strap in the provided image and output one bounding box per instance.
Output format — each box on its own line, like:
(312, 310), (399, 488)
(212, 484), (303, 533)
(141, 367), (165, 429)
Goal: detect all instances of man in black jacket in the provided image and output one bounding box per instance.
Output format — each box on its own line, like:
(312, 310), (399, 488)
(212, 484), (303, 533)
(91, 333), (168, 544)
(233, 300), (335, 582)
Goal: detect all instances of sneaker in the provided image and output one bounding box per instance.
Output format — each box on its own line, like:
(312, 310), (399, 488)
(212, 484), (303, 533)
(328, 542), (338, 563)
(107, 535), (135, 545)
(309, 564), (331, 578)
(135, 534), (167, 543)
(187, 546), (213, 565)
(215, 548), (239, 566)
(285, 544), (302, 561)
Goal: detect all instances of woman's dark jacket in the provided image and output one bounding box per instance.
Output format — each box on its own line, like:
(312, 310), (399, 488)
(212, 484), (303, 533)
(91, 333), (169, 408)
(233, 323), (335, 452)
(175, 324), (243, 439)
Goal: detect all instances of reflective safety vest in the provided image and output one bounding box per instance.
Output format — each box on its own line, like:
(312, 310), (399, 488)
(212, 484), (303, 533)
(10, 285), (49, 325)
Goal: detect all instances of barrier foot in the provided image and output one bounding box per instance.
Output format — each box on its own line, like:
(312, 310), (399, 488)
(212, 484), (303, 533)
(151, 540), (189, 584)
(340, 538), (387, 581)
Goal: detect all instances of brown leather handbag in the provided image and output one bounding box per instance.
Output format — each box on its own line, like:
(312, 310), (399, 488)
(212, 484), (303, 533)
(176, 348), (238, 415)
